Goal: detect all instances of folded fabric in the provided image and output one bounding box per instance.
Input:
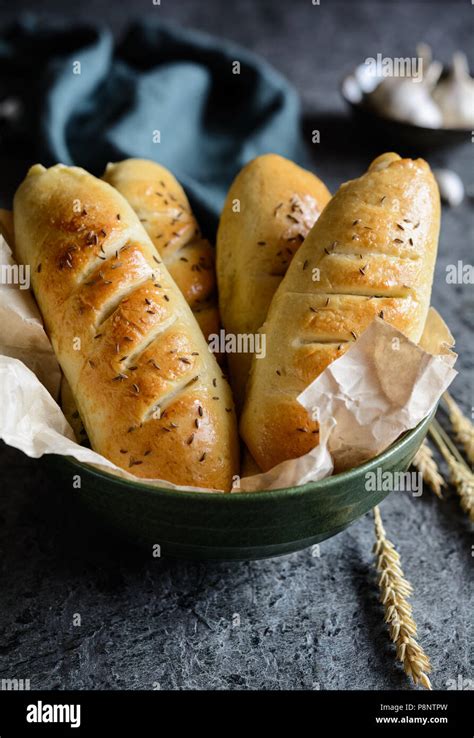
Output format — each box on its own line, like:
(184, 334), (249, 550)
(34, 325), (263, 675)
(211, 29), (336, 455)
(0, 16), (306, 233)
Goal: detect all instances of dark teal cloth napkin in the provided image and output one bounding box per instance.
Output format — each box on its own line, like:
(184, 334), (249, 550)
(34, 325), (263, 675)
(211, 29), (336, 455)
(0, 17), (306, 233)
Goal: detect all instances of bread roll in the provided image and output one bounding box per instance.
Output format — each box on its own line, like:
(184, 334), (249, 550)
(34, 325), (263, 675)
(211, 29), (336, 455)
(60, 374), (89, 445)
(59, 159), (221, 435)
(216, 154), (331, 408)
(240, 153), (440, 471)
(102, 159), (219, 341)
(14, 164), (238, 490)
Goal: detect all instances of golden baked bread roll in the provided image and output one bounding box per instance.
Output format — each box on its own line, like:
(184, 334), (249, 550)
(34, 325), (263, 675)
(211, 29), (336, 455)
(240, 153), (440, 471)
(14, 163), (239, 490)
(60, 374), (89, 445)
(102, 159), (220, 341)
(216, 154), (331, 408)
(59, 159), (221, 433)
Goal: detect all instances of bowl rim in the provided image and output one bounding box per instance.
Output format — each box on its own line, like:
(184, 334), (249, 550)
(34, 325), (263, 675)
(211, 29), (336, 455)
(55, 409), (435, 503)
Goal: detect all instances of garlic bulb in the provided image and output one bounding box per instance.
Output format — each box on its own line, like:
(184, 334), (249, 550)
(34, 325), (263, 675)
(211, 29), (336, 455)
(369, 78), (443, 128)
(367, 45), (443, 128)
(0, 97), (22, 121)
(432, 52), (474, 128)
(433, 169), (464, 207)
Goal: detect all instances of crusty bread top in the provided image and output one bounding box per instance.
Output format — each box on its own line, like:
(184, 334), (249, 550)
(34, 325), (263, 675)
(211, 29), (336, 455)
(240, 153), (440, 471)
(278, 153), (439, 341)
(217, 153), (331, 407)
(103, 159), (219, 339)
(14, 163), (238, 489)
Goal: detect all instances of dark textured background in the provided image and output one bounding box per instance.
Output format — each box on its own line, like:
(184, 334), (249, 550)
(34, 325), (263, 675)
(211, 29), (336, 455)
(0, 0), (472, 690)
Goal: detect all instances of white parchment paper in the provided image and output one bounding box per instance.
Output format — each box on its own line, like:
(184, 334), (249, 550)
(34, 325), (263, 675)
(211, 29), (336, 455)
(0, 236), (457, 493)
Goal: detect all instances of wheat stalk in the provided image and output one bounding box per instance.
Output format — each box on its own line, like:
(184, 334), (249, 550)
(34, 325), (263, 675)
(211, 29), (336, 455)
(429, 420), (474, 522)
(442, 392), (474, 465)
(373, 506), (432, 690)
(412, 440), (445, 499)
(447, 459), (474, 520)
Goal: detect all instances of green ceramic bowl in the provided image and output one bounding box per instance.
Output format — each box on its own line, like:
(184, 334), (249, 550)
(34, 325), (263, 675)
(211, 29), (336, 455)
(48, 410), (434, 560)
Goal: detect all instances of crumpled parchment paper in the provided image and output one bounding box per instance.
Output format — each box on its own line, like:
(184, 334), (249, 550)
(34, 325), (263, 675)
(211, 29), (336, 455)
(0, 236), (457, 493)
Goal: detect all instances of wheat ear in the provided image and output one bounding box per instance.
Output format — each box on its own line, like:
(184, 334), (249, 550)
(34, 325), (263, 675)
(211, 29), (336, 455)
(442, 392), (474, 465)
(412, 440), (445, 499)
(373, 506), (432, 689)
(429, 419), (474, 522)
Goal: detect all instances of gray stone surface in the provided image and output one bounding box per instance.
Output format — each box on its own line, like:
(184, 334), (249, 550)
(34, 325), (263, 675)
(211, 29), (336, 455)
(0, 0), (472, 690)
